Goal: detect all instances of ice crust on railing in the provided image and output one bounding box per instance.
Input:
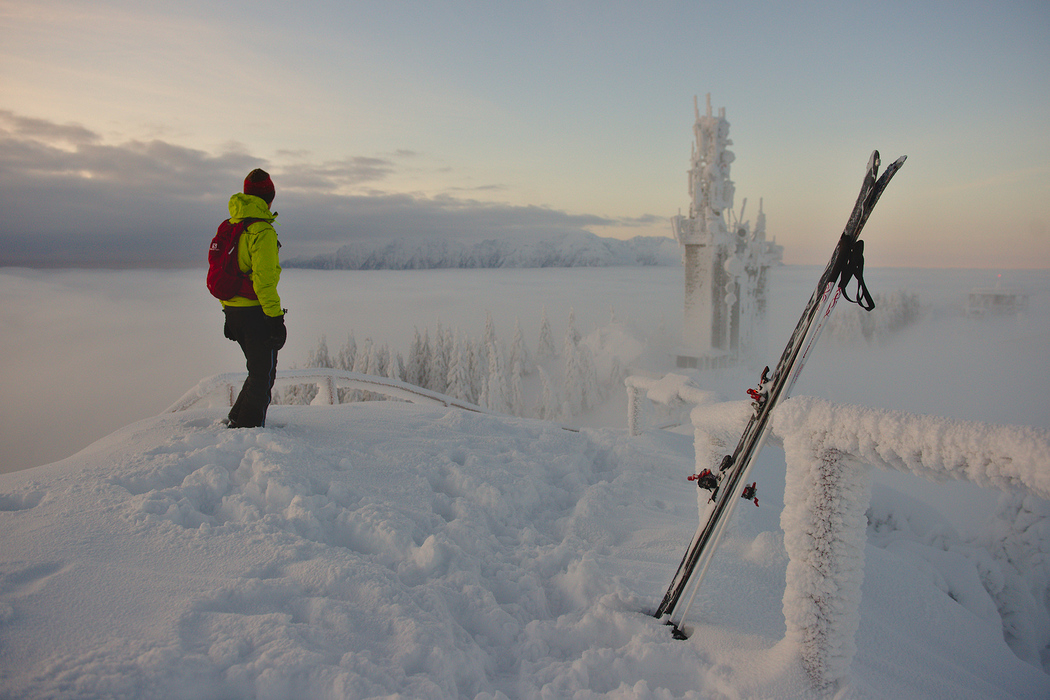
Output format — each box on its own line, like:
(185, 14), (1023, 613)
(774, 396), (1050, 499)
(772, 396), (1050, 690)
(165, 369), (484, 415)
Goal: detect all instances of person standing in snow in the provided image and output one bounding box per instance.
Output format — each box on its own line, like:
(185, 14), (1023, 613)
(220, 168), (287, 428)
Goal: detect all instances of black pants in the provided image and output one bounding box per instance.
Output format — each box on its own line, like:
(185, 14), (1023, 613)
(224, 306), (278, 428)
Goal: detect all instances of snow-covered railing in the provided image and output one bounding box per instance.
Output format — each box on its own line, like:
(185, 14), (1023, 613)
(165, 368), (486, 415)
(772, 397), (1050, 693)
(625, 373), (721, 436)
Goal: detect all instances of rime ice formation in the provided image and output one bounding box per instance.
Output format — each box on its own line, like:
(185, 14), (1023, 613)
(671, 95), (783, 369)
(775, 397), (1050, 690)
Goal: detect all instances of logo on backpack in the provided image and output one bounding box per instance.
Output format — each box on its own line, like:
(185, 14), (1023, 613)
(206, 218), (263, 300)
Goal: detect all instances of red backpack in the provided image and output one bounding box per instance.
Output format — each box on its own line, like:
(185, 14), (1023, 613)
(206, 218), (263, 300)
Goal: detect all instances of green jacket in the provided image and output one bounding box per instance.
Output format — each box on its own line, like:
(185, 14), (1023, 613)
(221, 193), (283, 317)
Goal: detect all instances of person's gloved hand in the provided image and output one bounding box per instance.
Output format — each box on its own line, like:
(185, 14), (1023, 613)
(268, 313), (287, 350)
(223, 315), (236, 341)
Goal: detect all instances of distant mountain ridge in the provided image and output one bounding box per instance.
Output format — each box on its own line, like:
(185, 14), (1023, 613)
(285, 231), (681, 270)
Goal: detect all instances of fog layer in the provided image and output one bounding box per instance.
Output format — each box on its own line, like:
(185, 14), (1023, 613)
(1, 265), (1046, 474)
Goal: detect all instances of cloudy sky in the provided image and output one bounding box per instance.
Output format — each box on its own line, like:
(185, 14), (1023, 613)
(2, 0), (1048, 268)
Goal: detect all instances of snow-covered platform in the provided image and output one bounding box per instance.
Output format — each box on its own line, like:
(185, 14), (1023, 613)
(1, 397), (1047, 698)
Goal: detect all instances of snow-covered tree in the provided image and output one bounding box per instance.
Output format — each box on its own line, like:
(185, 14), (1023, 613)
(353, 338), (371, 374)
(375, 344), (390, 378)
(478, 368), (489, 410)
(509, 359), (525, 417)
(428, 325), (449, 394)
(336, 334), (356, 371)
(484, 312), (497, 349)
(308, 336), (333, 368)
(537, 307), (556, 360)
(562, 327), (584, 416)
(566, 307), (581, 345)
(536, 366), (559, 421)
(510, 318), (532, 376)
(446, 331), (471, 402)
(419, 328), (432, 391)
(389, 352), (405, 382)
(445, 326), (455, 362)
(485, 338), (509, 413)
(406, 328), (424, 387)
(440, 326), (455, 390)
(350, 338), (372, 401)
(299, 303), (634, 417)
(469, 338), (485, 405)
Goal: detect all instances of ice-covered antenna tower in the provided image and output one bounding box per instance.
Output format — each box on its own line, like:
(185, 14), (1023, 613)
(671, 94), (782, 369)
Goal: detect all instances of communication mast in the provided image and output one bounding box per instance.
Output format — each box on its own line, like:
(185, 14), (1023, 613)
(671, 95), (782, 368)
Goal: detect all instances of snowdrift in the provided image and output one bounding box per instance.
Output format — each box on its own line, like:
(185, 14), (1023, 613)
(1, 400), (1047, 699)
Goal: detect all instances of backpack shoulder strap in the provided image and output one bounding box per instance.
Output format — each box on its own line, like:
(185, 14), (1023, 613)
(230, 216), (265, 229)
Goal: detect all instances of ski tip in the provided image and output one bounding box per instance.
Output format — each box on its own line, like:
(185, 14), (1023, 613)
(868, 150), (880, 170)
(893, 154), (908, 167)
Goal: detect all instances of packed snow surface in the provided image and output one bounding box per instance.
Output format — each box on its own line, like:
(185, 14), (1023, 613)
(1, 399), (1047, 698)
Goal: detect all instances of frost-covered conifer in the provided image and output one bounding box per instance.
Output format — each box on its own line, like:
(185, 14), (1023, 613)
(509, 359), (525, 416)
(348, 338), (370, 400)
(469, 338), (486, 404)
(389, 352), (405, 382)
(419, 328), (432, 391)
(442, 326), (454, 389)
(336, 334), (356, 371)
(510, 319), (532, 376)
(537, 366), (559, 420)
(537, 307), (556, 360)
(478, 368), (490, 410)
(353, 338), (371, 374)
(484, 312), (497, 349)
(485, 338), (509, 413)
(376, 344), (391, 379)
(444, 326), (454, 359)
(309, 336), (333, 368)
(446, 331), (471, 402)
(562, 327), (584, 416)
(429, 326), (449, 394)
(406, 329), (424, 387)
(566, 307), (581, 345)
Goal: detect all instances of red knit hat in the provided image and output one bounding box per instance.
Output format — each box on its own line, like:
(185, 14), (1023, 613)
(243, 168), (275, 204)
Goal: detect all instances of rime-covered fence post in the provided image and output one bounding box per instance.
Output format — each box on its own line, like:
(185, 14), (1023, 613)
(311, 375), (337, 405)
(625, 382), (642, 436)
(624, 374), (721, 437)
(780, 434), (872, 693)
(773, 395), (1050, 694)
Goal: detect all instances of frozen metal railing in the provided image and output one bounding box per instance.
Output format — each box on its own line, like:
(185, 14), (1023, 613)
(773, 397), (1050, 692)
(624, 373), (721, 436)
(165, 368), (485, 414)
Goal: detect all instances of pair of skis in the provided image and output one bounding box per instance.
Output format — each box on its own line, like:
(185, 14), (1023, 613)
(654, 151), (907, 638)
